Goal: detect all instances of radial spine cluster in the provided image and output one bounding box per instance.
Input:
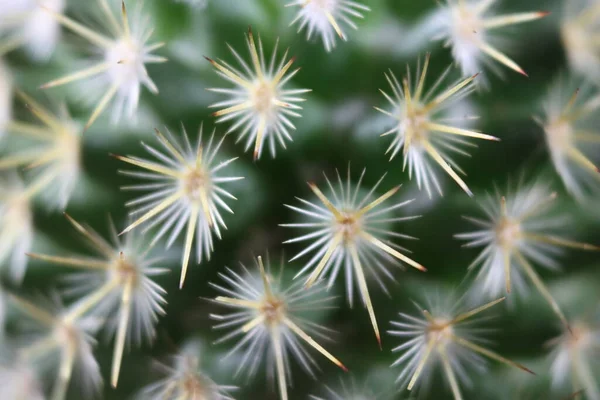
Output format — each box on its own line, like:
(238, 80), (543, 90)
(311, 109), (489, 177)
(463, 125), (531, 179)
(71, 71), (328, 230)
(283, 166), (425, 347)
(207, 28), (310, 160)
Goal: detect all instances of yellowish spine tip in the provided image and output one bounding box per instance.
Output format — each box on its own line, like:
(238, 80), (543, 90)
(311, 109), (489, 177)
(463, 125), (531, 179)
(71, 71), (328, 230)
(583, 243), (600, 251)
(537, 11), (551, 18)
(203, 56), (217, 66)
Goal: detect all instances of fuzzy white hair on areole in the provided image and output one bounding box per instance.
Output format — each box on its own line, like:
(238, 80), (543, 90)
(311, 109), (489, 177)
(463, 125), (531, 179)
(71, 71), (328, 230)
(115, 124), (244, 289)
(207, 27), (310, 160)
(282, 165), (425, 347)
(389, 292), (533, 399)
(27, 215), (169, 389)
(40, 0), (167, 130)
(0, 92), (81, 209)
(455, 179), (599, 329)
(211, 255), (347, 400)
(376, 54), (498, 197)
(137, 340), (237, 400)
(286, 0), (370, 52)
(537, 78), (600, 201)
(561, 0), (600, 83)
(22, 0), (66, 60)
(433, 0), (548, 79)
(0, 0), (65, 61)
(548, 317), (600, 400)
(8, 292), (104, 400)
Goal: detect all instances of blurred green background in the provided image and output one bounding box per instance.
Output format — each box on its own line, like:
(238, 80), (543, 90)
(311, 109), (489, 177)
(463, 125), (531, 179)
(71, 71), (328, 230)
(2, 0), (600, 399)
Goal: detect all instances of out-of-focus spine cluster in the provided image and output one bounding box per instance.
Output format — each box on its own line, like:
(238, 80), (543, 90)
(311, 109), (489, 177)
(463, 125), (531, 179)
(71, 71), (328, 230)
(0, 0), (599, 399)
